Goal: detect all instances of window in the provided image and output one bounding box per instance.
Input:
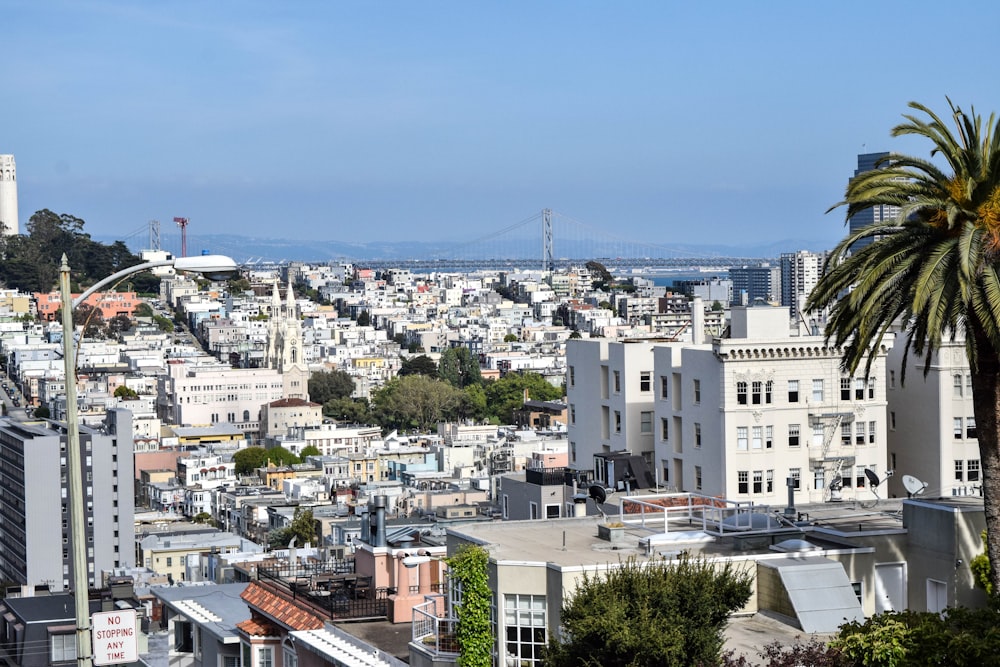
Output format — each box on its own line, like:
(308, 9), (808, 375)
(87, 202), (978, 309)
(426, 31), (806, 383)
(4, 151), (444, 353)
(855, 378), (865, 400)
(813, 379), (824, 402)
(813, 424), (825, 447)
(788, 380), (799, 402)
(166, 557), (173, 567)
(695, 465), (703, 491)
(967, 374), (974, 395)
(967, 417), (978, 440)
(890, 411), (896, 430)
(969, 460), (981, 482)
(856, 422), (866, 445)
(869, 421), (876, 444)
(955, 460), (965, 481)
(570, 404), (576, 424)
(752, 425), (762, 449)
(890, 370), (896, 388)
(660, 375), (668, 399)
(694, 423), (702, 448)
(737, 426), (748, 450)
(753, 470), (763, 494)
(765, 380), (773, 404)
(954, 374), (964, 397)
(814, 468), (826, 490)
(613, 370), (620, 393)
(868, 377), (875, 399)
(738, 471), (749, 494)
(955, 418), (964, 440)
(693, 379), (701, 403)
(640, 411), (653, 434)
(841, 422), (851, 446)
(569, 366), (575, 386)
(752, 381), (762, 405)
(504, 594), (547, 666)
(857, 466), (869, 488)
(790, 468), (801, 490)
(258, 646), (273, 667)
(766, 469), (774, 493)
(283, 649), (297, 667)
(640, 371), (651, 392)
(614, 411), (621, 433)
(788, 424), (800, 447)
(765, 425), (773, 449)
(661, 418), (669, 441)
(51, 634), (76, 663)
(737, 381), (748, 405)
(841, 377), (851, 400)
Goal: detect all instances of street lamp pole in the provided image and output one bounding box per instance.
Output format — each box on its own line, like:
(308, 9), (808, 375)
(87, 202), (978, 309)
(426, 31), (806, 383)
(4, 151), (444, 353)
(58, 253), (238, 667)
(60, 255), (92, 667)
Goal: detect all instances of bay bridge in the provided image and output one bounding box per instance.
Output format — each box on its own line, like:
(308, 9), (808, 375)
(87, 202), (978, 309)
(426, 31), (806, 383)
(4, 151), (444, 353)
(117, 209), (771, 272)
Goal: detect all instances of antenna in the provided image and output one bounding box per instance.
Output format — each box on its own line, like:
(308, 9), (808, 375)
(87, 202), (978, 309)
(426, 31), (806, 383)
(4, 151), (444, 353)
(901, 474), (928, 498)
(173, 217), (190, 257)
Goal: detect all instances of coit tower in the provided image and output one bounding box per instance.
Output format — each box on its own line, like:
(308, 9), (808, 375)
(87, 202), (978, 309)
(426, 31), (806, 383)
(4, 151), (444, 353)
(0, 155), (18, 236)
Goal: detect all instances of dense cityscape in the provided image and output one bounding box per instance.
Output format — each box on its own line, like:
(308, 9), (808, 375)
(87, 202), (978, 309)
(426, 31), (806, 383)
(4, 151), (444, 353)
(0, 134), (998, 667)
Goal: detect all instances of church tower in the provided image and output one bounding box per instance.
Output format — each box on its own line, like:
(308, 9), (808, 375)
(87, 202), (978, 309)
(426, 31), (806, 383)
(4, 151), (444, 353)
(266, 279), (310, 400)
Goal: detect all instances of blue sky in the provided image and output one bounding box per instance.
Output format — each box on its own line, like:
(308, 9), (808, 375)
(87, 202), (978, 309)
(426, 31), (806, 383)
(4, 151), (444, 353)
(4, 1), (999, 255)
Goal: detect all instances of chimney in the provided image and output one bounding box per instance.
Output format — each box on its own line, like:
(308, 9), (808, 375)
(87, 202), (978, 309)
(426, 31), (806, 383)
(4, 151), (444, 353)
(372, 496), (388, 548)
(691, 297), (704, 345)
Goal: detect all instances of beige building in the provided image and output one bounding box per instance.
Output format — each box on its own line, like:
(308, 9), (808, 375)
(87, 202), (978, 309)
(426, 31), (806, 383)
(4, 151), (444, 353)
(259, 397), (323, 439)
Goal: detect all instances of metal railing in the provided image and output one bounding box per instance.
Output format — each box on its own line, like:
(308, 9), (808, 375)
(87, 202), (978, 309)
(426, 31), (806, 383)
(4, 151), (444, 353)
(412, 596), (460, 656)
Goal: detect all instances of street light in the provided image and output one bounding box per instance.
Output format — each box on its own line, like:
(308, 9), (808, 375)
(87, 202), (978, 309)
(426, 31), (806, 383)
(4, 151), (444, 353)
(59, 253), (238, 667)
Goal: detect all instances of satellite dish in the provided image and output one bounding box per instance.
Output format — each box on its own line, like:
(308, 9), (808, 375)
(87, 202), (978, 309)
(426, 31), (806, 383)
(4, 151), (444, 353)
(588, 485), (608, 505)
(864, 469), (881, 488)
(902, 474), (928, 498)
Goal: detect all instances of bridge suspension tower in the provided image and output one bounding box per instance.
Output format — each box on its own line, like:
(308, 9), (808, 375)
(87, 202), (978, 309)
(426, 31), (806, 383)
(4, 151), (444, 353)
(542, 208), (554, 271)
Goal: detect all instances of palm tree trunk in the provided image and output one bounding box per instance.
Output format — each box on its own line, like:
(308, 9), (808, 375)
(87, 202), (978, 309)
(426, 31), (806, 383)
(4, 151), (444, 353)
(971, 324), (1000, 594)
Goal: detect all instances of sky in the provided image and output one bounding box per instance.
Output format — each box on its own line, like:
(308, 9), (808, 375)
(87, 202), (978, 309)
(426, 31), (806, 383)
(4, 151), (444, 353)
(5, 1), (1000, 257)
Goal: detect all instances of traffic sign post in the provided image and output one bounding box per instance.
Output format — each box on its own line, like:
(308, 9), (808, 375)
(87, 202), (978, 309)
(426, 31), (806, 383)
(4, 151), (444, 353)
(91, 609), (138, 666)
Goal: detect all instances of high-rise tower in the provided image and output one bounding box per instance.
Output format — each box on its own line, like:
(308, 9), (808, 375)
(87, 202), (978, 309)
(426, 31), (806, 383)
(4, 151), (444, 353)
(847, 152), (899, 250)
(0, 154), (18, 236)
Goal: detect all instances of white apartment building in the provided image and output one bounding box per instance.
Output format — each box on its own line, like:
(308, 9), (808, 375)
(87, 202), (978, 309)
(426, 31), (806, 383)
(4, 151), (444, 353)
(885, 338), (981, 499)
(157, 359), (285, 433)
(654, 306), (891, 504)
(567, 305), (893, 505)
(566, 338), (656, 470)
(780, 250), (828, 324)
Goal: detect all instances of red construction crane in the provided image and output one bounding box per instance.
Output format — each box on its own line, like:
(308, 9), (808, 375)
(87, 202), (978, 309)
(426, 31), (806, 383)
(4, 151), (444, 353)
(173, 217), (189, 257)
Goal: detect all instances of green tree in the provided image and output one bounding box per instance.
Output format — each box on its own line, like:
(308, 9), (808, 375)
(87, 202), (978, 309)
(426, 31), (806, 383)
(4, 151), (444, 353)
(32, 406), (50, 419)
(586, 260), (613, 290)
(503, 333), (518, 343)
(484, 372), (562, 424)
(446, 545), (493, 667)
(134, 303), (154, 318)
(113, 385), (138, 399)
(233, 447), (269, 475)
(323, 396), (372, 424)
(268, 507), (319, 549)
(460, 383), (489, 422)
(357, 309), (371, 327)
(265, 445), (300, 467)
(373, 375), (463, 431)
(299, 445), (321, 458)
(712, 300), (724, 312)
(153, 314), (174, 332)
(545, 555), (753, 667)
(971, 529), (996, 601)
(438, 346), (482, 388)
(806, 100), (1000, 594)
(399, 354), (438, 377)
(308, 369), (356, 403)
(192, 511), (215, 526)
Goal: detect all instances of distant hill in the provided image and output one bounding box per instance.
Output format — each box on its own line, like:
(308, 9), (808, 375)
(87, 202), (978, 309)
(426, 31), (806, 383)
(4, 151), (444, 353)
(95, 233), (834, 264)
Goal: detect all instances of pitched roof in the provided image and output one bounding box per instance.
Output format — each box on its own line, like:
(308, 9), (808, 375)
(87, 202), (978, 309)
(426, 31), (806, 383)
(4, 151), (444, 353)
(236, 617), (283, 638)
(240, 581), (325, 631)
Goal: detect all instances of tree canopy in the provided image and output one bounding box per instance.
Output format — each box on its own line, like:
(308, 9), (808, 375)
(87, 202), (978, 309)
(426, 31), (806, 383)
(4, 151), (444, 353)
(545, 555), (752, 667)
(484, 372), (562, 424)
(233, 446), (300, 475)
(268, 507), (319, 549)
(399, 354), (438, 378)
(806, 99), (1000, 594)
(308, 369), (356, 404)
(438, 346), (482, 388)
(372, 374), (463, 431)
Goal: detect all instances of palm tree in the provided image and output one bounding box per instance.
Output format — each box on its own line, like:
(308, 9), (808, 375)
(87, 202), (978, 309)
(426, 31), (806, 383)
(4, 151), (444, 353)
(807, 99), (1000, 594)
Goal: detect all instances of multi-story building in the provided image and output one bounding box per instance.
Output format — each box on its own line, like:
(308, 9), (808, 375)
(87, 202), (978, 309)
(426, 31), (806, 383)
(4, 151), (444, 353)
(566, 338), (656, 471)
(729, 263), (780, 306)
(848, 151), (900, 250)
(156, 359), (285, 435)
(780, 250), (827, 323)
(0, 409), (135, 590)
(654, 305), (891, 503)
(885, 337), (981, 499)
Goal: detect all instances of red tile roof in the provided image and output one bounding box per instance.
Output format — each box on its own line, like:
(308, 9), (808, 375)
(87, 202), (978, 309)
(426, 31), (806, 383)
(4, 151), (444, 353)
(241, 581), (325, 631)
(236, 617), (281, 638)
